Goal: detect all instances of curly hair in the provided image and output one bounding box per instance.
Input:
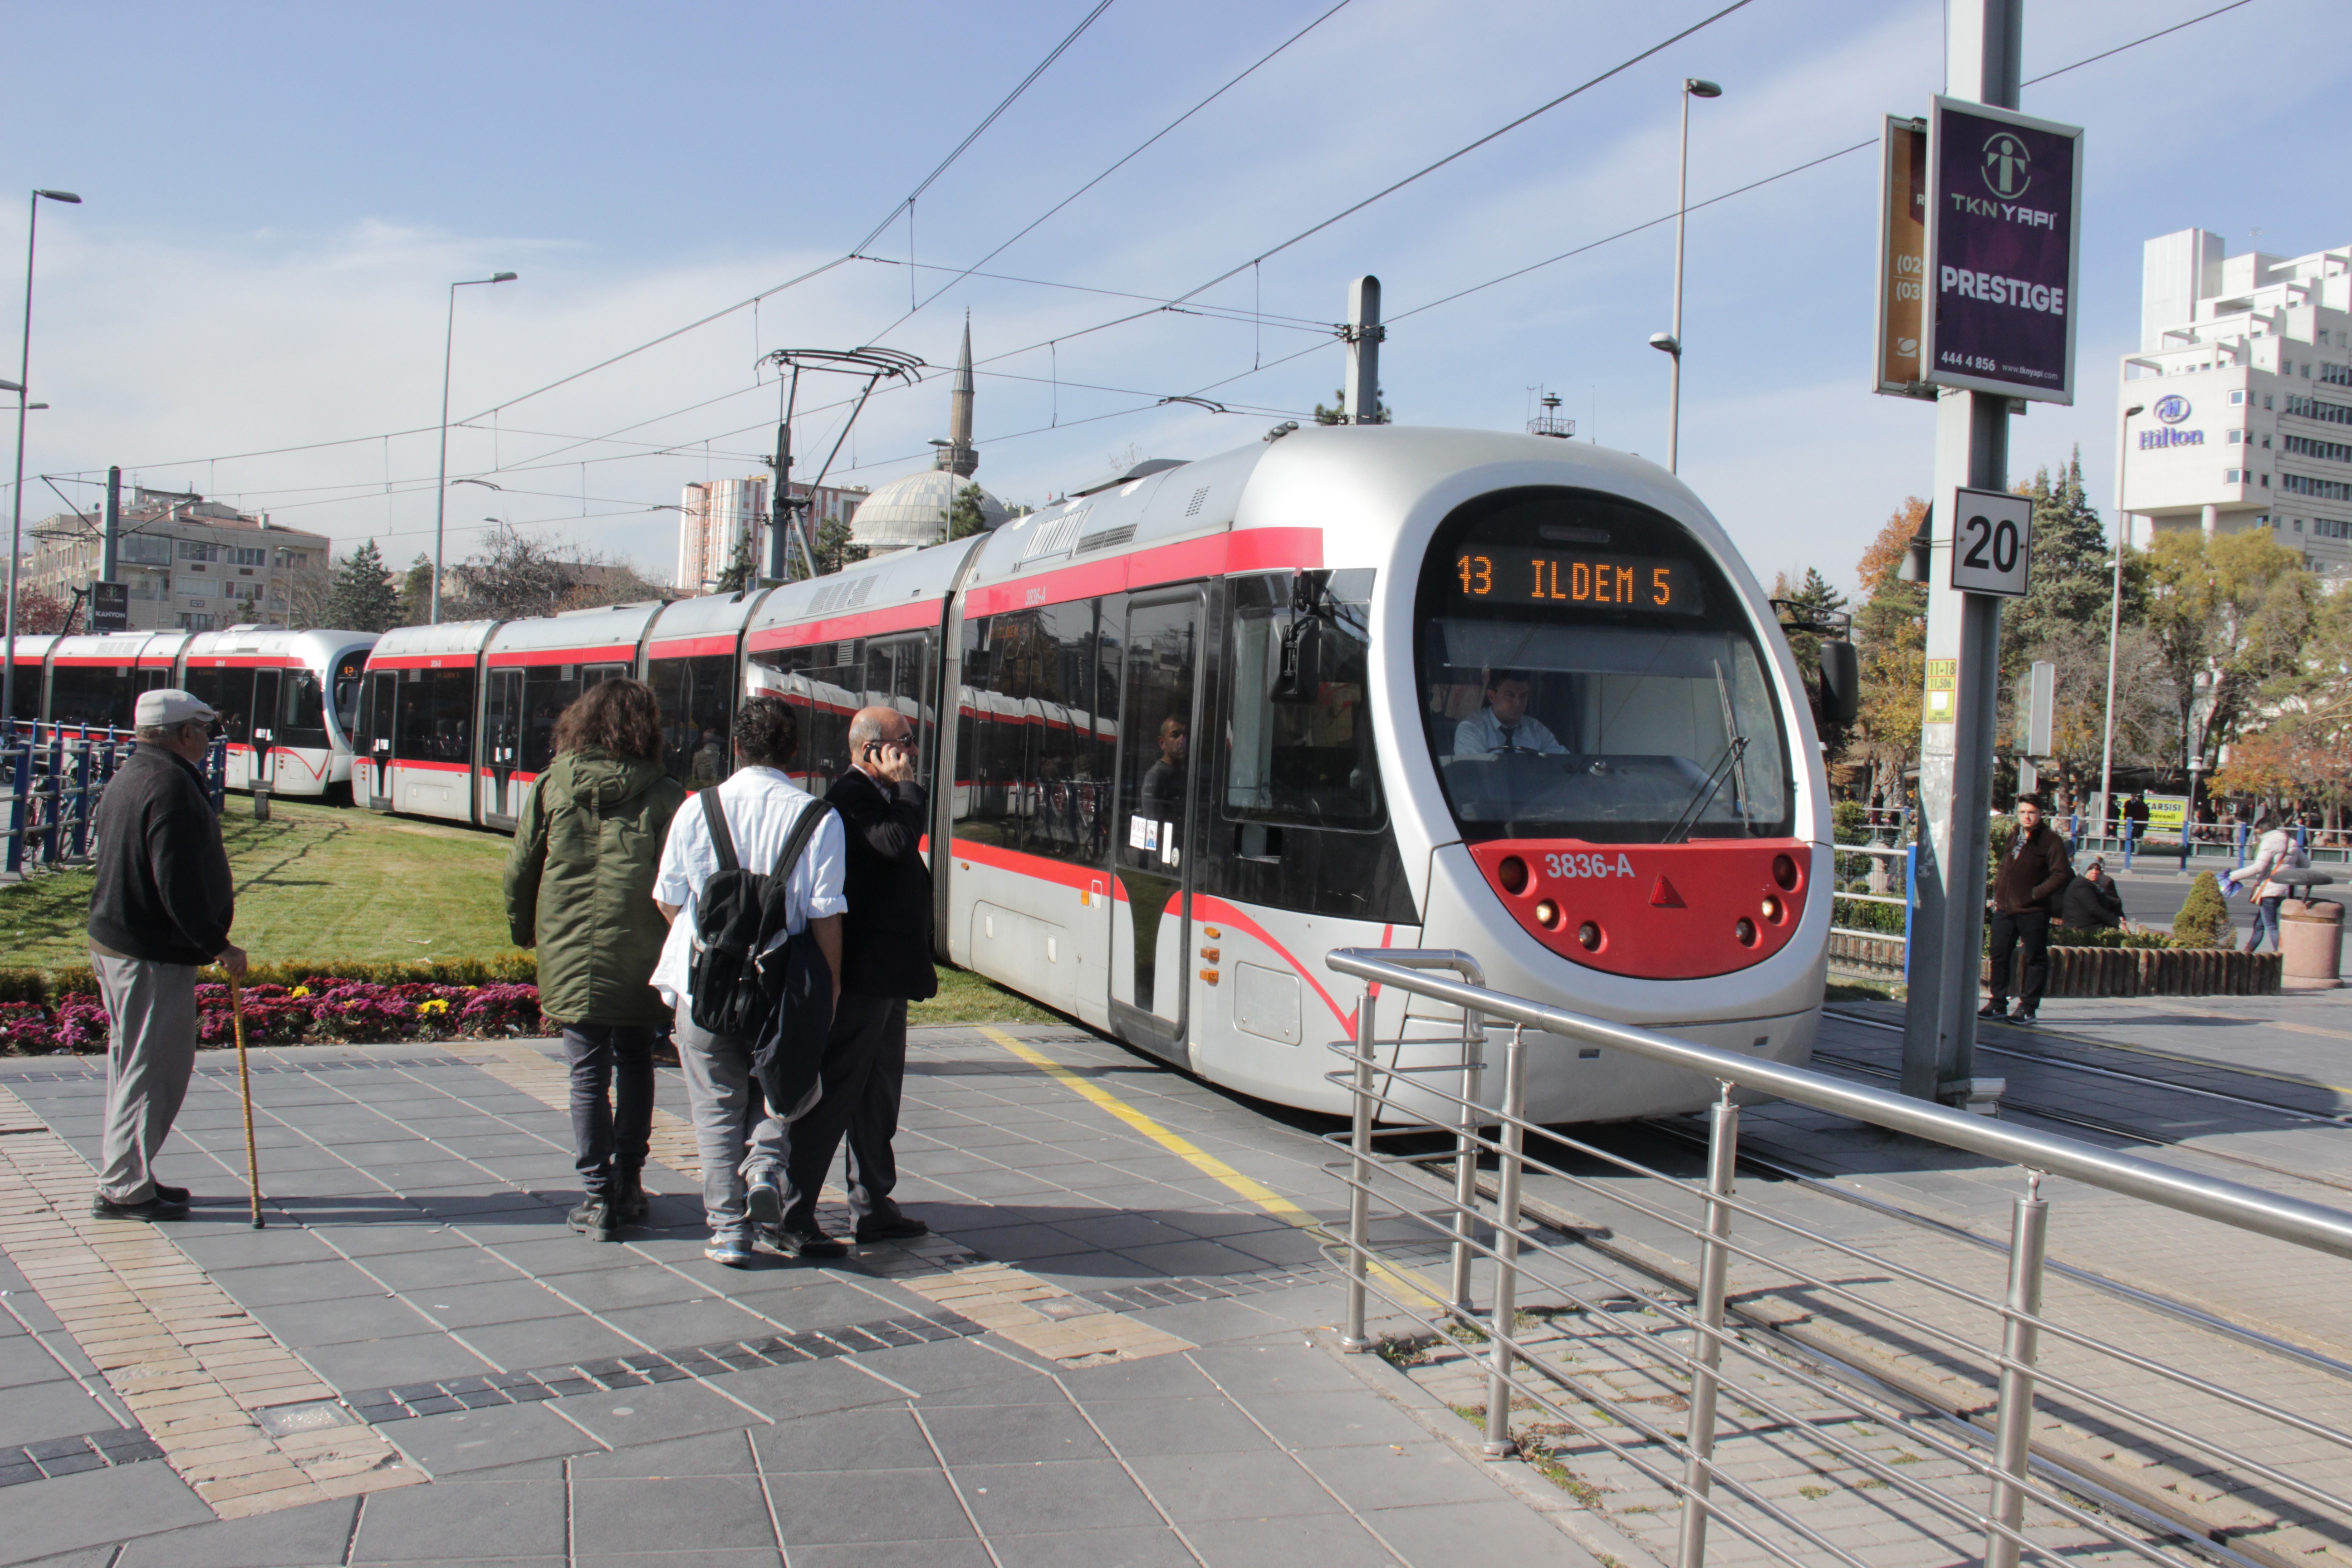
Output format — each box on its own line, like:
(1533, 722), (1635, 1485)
(549, 677), (664, 762)
(733, 694), (799, 769)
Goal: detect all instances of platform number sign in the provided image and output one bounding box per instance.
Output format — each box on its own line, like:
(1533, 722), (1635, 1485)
(1947, 486), (2032, 597)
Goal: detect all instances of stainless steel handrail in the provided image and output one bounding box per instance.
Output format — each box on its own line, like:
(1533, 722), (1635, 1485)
(1325, 949), (2352, 1260)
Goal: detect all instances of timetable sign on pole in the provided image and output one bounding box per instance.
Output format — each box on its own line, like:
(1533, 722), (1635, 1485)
(1946, 487), (2032, 598)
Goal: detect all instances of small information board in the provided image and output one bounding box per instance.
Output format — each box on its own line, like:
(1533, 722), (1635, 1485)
(1923, 96), (2083, 404)
(1946, 486), (2033, 598)
(1873, 115), (1932, 399)
(89, 580), (128, 633)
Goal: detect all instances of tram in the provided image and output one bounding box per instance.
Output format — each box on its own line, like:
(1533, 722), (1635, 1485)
(356, 426), (1834, 1121)
(3, 626), (377, 801)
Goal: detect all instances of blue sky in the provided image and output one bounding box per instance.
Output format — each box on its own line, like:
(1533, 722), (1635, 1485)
(5, 0), (2347, 594)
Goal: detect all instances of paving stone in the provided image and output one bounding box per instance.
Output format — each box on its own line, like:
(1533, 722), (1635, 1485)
(766, 1466), (975, 1546)
(984, 1524), (1198, 1568)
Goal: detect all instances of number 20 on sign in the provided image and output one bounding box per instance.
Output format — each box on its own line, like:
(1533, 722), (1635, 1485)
(1945, 485), (2033, 597)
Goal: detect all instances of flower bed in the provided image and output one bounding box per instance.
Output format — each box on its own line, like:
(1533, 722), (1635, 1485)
(0, 978), (543, 1056)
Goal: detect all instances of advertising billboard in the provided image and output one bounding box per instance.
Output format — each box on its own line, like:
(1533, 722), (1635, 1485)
(1922, 97), (2083, 404)
(1873, 115), (1932, 399)
(89, 580), (128, 633)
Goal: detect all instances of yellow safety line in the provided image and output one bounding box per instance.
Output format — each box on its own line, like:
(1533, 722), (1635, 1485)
(980, 1028), (1442, 1307)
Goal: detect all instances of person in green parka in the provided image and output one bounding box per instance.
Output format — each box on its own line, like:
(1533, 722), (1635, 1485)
(504, 677), (686, 1242)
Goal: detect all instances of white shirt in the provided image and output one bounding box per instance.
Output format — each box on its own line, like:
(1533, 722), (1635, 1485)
(1453, 706), (1568, 758)
(650, 766), (848, 1008)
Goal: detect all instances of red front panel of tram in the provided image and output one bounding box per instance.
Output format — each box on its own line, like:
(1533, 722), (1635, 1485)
(1468, 838), (1808, 980)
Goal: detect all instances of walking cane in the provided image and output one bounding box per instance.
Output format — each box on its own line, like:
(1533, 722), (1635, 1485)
(223, 970), (265, 1230)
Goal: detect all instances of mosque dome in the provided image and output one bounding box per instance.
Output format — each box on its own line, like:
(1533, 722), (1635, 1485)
(850, 469), (1008, 555)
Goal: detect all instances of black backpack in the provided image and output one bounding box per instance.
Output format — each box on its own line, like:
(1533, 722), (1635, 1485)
(686, 788), (834, 1041)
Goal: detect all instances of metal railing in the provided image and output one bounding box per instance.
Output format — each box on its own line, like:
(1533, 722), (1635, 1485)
(1830, 839), (1913, 979)
(1323, 948), (2352, 1568)
(2, 723), (227, 876)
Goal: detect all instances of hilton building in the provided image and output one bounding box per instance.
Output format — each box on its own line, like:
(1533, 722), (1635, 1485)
(2119, 229), (2352, 573)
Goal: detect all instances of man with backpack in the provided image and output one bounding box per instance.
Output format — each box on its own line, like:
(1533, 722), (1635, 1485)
(651, 696), (846, 1266)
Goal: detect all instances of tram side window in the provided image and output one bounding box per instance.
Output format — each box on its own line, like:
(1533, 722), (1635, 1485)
(47, 666), (137, 730)
(519, 666), (583, 775)
(648, 653), (735, 787)
(392, 668), (475, 764)
(281, 669), (328, 750)
(7, 658), (41, 721)
(181, 667), (251, 743)
(955, 605), (1105, 864)
(745, 645), (836, 792)
(332, 654), (367, 741)
(860, 632), (936, 770)
(1224, 572), (1382, 830)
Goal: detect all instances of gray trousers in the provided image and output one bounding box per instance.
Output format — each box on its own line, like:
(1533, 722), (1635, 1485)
(672, 1000), (790, 1241)
(93, 952), (200, 1204)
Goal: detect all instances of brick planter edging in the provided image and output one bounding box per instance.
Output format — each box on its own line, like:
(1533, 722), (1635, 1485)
(1829, 934), (2282, 996)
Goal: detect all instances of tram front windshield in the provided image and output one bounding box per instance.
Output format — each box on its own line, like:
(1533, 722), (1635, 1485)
(1417, 488), (1791, 845)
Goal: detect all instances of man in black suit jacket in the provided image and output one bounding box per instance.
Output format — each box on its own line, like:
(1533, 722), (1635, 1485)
(780, 705), (939, 1245)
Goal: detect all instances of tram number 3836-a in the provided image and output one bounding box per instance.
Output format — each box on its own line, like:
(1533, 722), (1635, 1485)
(1545, 851), (1637, 879)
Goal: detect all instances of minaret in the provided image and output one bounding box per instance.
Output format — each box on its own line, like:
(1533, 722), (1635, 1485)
(932, 316), (978, 478)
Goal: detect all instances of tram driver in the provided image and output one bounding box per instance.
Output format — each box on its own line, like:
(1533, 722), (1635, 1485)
(1453, 669), (1567, 759)
(1139, 715), (1187, 826)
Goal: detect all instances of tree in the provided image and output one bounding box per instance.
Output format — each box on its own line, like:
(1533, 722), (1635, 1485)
(2210, 573), (2352, 828)
(1313, 387), (1390, 425)
(2141, 527), (2312, 773)
(2004, 449), (2112, 656)
(814, 512), (866, 576)
(5, 585), (72, 636)
(2170, 872), (2232, 949)
(714, 529), (760, 593)
(397, 554), (436, 626)
(1841, 498), (1930, 813)
(321, 539), (400, 632)
(947, 483), (991, 541)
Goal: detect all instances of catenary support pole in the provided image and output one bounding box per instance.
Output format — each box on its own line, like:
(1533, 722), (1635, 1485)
(2098, 406), (2141, 832)
(1344, 276), (1384, 424)
(1901, 0), (2022, 1104)
(102, 466), (120, 585)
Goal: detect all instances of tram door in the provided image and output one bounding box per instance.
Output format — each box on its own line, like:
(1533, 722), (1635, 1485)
(1109, 590), (1204, 1055)
(364, 671), (397, 809)
(484, 668), (523, 824)
(249, 668), (280, 791)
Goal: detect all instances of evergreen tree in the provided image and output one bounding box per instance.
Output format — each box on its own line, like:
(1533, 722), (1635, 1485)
(948, 484), (991, 540)
(2171, 872), (2232, 949)
(396, 554), (436, 626)
(1313, 387), (1390, 424)
(814, 512), (866, 575)
(323, 539), (401, 632)
(2006, 448), (2112, 656)
(715, 529), (760, 592)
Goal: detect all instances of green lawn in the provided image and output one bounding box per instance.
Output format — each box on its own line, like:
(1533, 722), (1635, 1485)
(1, 796), (1058, 1024)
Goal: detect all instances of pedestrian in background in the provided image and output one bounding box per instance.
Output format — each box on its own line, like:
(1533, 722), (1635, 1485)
(2058, 857), (2126, 933)
(86, 690), (248, 1221)
(1982, 794), (2073, 1024)
(652, 696), (846, 1267)
(777, 705), (940, 1250)
(505, 678), (685, 1243)
(2227, 815), (2308, 956)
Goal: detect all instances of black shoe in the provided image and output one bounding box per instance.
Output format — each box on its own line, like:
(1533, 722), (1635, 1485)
(855, 1213), (929, 1244)
(745, 1175), (784, 1228)
(769, 1226), (848, 1260)
(91, 1193), (189, 1222)
(152, 1183), (190, 1205)
(1976, 1002), (2005, 1020)
(2009, 1008), (2037, 1024)
(614, 1167), (649, 1224)
(568, 1199), (618, 1243)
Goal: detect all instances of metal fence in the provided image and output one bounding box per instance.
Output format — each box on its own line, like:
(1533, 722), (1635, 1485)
(1, 722), (227, 877)
(1322, 947), (2352, 1568)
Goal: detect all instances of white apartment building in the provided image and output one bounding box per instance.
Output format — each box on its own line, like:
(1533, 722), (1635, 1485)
(2120, 230), (2352, 573)
(22, 489), (331, 632)
(673, 475), (867, 593)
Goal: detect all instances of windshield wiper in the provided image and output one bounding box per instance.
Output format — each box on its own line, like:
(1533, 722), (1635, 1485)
(1663, 736), (1747, 844)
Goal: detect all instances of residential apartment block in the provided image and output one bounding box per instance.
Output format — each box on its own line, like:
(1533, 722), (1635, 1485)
(22, 488), (331, 632)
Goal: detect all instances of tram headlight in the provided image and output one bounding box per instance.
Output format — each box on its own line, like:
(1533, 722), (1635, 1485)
(1498, 856), (1530, 894)
(1534, 899), (1560, 929)
(1760, 894), (1783, 923)
(1771, 854), (1798, 891)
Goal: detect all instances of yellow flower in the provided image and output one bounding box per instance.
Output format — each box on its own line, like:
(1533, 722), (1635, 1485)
(417, 999), (450, 1016)
(289, 986), (310, 999)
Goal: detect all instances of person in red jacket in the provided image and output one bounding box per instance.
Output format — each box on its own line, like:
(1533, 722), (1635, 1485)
(1981, 795), (2073, 1024)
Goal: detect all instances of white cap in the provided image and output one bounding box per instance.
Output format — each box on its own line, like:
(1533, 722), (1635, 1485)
(135, 688), (219, 728)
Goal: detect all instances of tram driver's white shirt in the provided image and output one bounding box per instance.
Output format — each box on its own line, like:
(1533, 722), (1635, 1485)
(1453, 707), (1568, 758)
(650, 766), (848, 1010)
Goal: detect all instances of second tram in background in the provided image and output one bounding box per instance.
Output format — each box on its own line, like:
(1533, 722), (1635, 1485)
(355, 425), (1835, 1122)
(2, 625), (375, 801)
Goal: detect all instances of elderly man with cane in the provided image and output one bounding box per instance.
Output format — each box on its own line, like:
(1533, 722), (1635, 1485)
(86, 690), (248, 1221)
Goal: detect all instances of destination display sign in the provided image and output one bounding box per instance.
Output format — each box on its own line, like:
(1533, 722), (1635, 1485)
(1873, 115), (1932, 400)
(1922, 96), (2083, 404)
(1452, 549), (1699, 614)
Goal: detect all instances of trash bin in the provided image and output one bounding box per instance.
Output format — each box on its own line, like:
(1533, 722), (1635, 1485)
(2281, 898), (2345, 990)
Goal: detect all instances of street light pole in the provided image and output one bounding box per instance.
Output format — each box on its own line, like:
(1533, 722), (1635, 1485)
(2097, 402), (2145, 839)
(1655, 78), (1720, 475)
(430, 271), (517, 624)
(4, 188), (81, 732)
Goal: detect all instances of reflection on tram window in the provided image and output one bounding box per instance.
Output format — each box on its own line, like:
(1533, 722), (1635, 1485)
(956, 604), (1110, 867)
(519, 666), (581, 774)
(333, 653), (367, 738)
(751, 630), (938, 795)
(648, 653), (735, 787)
(47, 665), (137, 730)
(182, 667), (250, 744)
(281, 669), (328, 750)
(1418, 491), (1790, 845)
(391, 667), (475, 764)
(1224, 572), (1382, 830)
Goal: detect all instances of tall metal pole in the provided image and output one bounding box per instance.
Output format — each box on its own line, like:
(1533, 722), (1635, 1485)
(6, 191), (80, 729)
(2097, 404), (2141, 835)
(1899, 0), (2023, 1104)
(1343, 276), (1383, 424)
(429, 272), (515, 623)
(101, 465), (121, 585)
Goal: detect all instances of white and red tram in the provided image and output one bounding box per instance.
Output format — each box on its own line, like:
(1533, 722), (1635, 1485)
(356, 426), (1832, 1121)
(5, 625), (376, 801)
